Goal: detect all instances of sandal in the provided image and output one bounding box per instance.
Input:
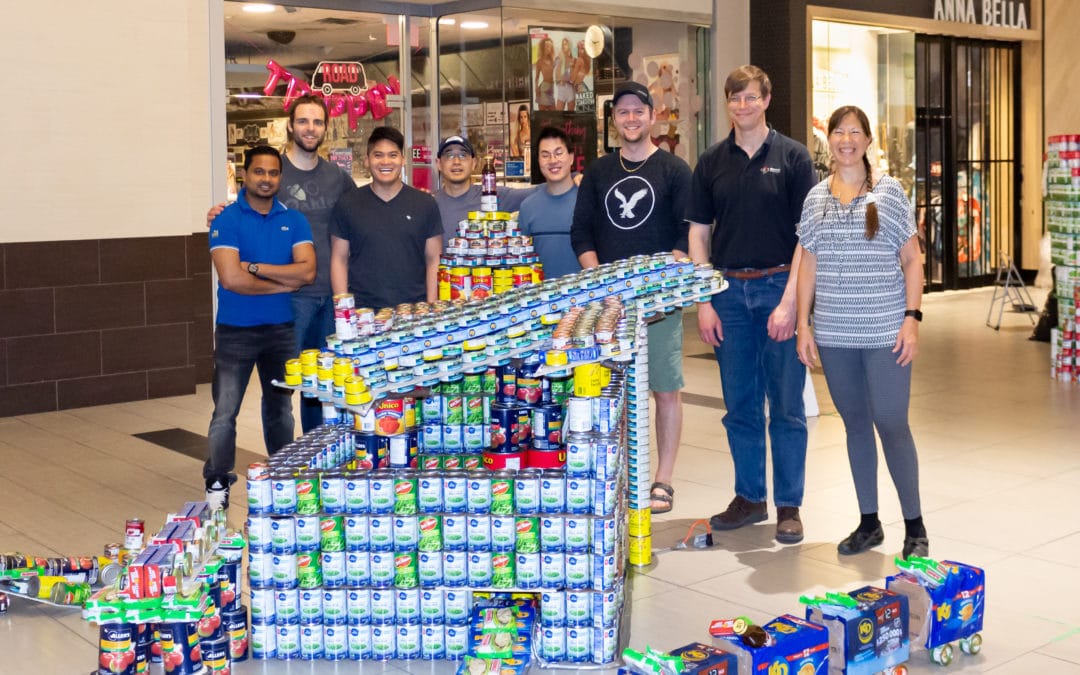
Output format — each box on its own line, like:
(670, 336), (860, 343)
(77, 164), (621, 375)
(650, 482), (675, 514)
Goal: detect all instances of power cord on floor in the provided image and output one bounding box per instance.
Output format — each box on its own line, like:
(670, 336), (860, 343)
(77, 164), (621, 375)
(652, 519), (714, 554)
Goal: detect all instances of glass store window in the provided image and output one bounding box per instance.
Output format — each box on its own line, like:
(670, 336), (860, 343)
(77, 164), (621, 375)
(434, 7), (707, 187)
(223, 2), (427, 195)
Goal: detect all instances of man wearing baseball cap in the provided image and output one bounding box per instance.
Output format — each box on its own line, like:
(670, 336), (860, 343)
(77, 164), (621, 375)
(570, 80), (693, 516)
(433, 134), (540, 244)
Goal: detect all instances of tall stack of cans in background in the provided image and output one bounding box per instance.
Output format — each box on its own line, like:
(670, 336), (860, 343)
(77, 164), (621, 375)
(1046, 134), (1080, 381)
(245, 373), (629, 665)
(624, 321), (653, 567)
(440, 210), (543, 301)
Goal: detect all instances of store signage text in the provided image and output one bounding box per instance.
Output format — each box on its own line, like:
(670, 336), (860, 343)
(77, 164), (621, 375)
(933, 0), (1028, 29)
(262, 60), (401, 131)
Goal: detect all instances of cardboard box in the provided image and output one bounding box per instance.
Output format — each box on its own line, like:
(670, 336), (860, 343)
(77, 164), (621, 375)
(806, 586), (909, 674)
(712, 614), (829, 675)
(669, 642), (738, 675)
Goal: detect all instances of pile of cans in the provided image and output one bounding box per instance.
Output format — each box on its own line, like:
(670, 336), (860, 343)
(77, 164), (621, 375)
(1047, 135), (1080, 382)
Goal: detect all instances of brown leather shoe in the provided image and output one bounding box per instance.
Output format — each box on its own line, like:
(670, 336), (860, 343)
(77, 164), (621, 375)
(775, 506), (804, 544)
(710, 495), (768, 531)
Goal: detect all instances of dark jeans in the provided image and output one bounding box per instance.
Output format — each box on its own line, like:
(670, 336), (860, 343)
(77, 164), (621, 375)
(711, 272), (808, 507)
(204, 322), (296, 483)
(292, 294), (334, 433)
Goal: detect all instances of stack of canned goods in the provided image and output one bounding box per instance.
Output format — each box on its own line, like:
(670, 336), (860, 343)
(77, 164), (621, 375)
(440, 210), (543, 301)
(623, 322), (654, 567)
(538, 587), (624, 664)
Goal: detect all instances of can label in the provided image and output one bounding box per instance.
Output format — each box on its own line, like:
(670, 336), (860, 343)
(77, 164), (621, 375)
(441, 473), (466, 513)
(299, 589), (322, 624)
(421, 424), (443, 454)
(320, 474), (345, 514)
(566, 626), (591, 663)
(246, 516), (273, 551)
(247, 473), (273, 515)
(371, 624), (396, 660)
(369, 551), (395, 588)
(441, 515), (467, 551)
(272, 553), (298, 589)
(627, 507), (651, 538)
(394, 475), (419, 515)
(368, 473), (395, 514)
(271, 474), (298, 515)
(514, 516), (541, 553)
(442, 551), (467, 587)
(345, 515), (369, 551)
(370, 589), (396, 624)
(397, 623), (421, 659)
(464, 396), (484, 425)
(463, 424), (485, 452)
(320, 516), (345, 552)
(323, 589), (347, 625)
(466, 515), (491, 552)
(490, 515), (516, 552)
(593, 590), (618, 628)
(297, 552), (322, 589)
(394, 552), (419, 589)
(97, 623), (135, 675)
(346, 589), (371, 624)
(395, 588), (420, 624)
(248, 550), (273, 589)
(515, 552), (541, 588)
(592, 553), (616, 590)
(421, 624), (446, 660)
(346, 551), (370, 587)
(442, 425), (463, 452)
(541, 626), (567, 661)
(344, 474), (370, 514)
(368, 516), (393, 551)
(540, 473), (566, 513)
(296, 474), (321, 516)
(420, 589), (444, 624)
(347, 624), (372, 660)
(443, 394), (464, 426)
(514, 473), (541, 514)
(491, 553), (515, 589)
(275, 588), (300, 623)
(565, 553), (590, 590)
(566, 478), (592, 514)
(324, 624), (348, 660)
(295, 515), (320, 551)
(418, 474), (443, 513)
(566, 591), (592, 626)
(444, 589), (471, 625)
(393, 515), (419, 550)
(276, 623), (300, 659)
(565, 397), (594, 434)
(322, 550), (346, 587)
(565, 435), (594, 477)
(541, 516), (565, 552)
(532, 404), (564, 451)
(466, 474), (492, 514)
(251, 621), (276, 659)
(445, 625), (470, 659)
(564, 516), (590, 553)
(417, 516), (443, 553)
(592, 518), (616, 556)
(594, 437), (621, 481)
(541, 552), (565, 589)
(541, 590), (566, 626)
(467, 551), (493, 587)
(490, 475), (515, 515)
(629, 535), (652, 567)
(250, 588), (276, 624)
(593, 479), (617, 517)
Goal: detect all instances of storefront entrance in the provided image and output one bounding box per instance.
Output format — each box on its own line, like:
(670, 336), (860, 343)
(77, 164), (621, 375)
(914, 36), (1020, 290)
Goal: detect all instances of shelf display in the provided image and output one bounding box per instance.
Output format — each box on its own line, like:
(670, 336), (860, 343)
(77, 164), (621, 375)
(1046, 135), (1080, 381)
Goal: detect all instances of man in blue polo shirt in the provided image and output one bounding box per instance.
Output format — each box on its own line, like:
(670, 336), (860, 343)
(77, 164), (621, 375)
(206, 145), (316, 510)
(686, 65), (816, 544)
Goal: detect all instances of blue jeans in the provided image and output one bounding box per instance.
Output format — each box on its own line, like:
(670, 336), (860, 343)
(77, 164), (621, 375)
(292, 294), (334, 433)
(204, 322), (296, 483)
(711, 272), (807, 506)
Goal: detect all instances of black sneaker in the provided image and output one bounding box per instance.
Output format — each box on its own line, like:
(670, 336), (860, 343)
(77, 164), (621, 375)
(837, 525), (884, 555)
(902, 536), (929, 560)
(710, 495), (768, 531)
(205, 479), (230, 511)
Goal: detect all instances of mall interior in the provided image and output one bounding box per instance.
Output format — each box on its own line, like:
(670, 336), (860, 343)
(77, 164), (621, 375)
(2, 0), (1080, 672)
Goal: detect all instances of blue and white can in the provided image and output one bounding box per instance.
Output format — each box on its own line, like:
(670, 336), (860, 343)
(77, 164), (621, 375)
(246, 516), (273, 552)
(565, 434), (594, 477)
(249, 587), (276, 625)
(592, 480), (617, 517)
(442, 551), (468, 587)
(593, 625), (618, 663)
(369, 588), (396, 625)
(468, 551), (493, 587)
(370, 624), (396, 661)
(591, 518), (616, 555)
(540, 471), (566, 513)
(344, 473), (370, 514)
(321, 550), (347, 587)
(444, 589), (471, 625)
(420, 589), (444, 625)
(421, 423), (442, 452)
(541, 625), (567, 661)
(247, 550), (274, 589)
(368, 472), (395, 514)
(566, 626), (590, 663)
(566, 590), (592, 626)
(322, 589), (347, 625)
(418, 472), (443, 513)
(490, 515), (516, 552)
(299, 624), (323, 660)
(347, 624), (371, 660)
(277, 622), (301, 659)
(323, 623), (348, 660)
(295, 515), (320, 551)
(541, 590), (566, 626)
(393, 515), (419, 550)
(442, 472), (468, 513)
(368, 551), (395, 588)
(565, 553), (591, 590)
(368, 515), (393, 552)
(421, 624), (446, 660)
(346, 551), (370, 587)
(271, 474), (298, 515)
(514, 470), (541, 514)
(442, 514), (467, 551)
(541, 515), (565, 552)
(270, 517), (296, 554)
(275, 588), (300, 624)
(593, 590), (619, 628)
(564, 516), (590, 553)
(320, 473), (346, 514)
(444, 625), (470, 660)
(418, 550), (443, 588)
(516, 552), (541, 588)
(466, 473), (492, 513)
(593, 395), (620, 435)
(566, 478), (592, 514)
(466, 515), (491, 551)
(592, 554), (617, 590)
(395, 588), (420, 624)
(541, 552), (566, 589)
(344, 515), (369, 551)
(298, 589), (322, 625)
(250, 620), (277, 659)
(397, 623), (421, 659)
(346, 589), (370, 625)
(593, 436), (620, 481)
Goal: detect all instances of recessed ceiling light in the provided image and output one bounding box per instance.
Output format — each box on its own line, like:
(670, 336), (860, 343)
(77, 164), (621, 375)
(438, 18), (456, 25)
(460, 21), (489, 29)
(242, 3), (277, 13)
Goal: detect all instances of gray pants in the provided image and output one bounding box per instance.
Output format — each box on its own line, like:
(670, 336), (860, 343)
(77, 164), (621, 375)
(818, 346), (922, 519)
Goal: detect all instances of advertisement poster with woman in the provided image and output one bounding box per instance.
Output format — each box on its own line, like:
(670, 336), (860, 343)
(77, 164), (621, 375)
(530, 27), (595, 113)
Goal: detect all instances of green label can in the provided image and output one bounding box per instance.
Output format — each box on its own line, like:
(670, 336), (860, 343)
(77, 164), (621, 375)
(491, 553), (515, 588)
(463, 372), (483, 394)
(417, 516), (443, 552)
(394, 474), (419, 515)
(320, 516), (345, 552)
(297, 552), (322, 589)
(394, 552), (418, 588)
(296, 472), (321, 516)
(490, 472), (515, 515)
(515, 517), (540, 553)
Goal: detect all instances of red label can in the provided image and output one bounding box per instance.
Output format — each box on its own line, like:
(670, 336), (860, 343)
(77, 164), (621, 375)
(124, 519), (145, 551)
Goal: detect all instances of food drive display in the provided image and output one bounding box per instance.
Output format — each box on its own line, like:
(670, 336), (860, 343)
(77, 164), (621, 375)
(256, 254), (724, 665)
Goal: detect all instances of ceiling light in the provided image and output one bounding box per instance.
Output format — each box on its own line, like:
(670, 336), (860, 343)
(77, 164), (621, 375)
(460, 21), (489, 30)
(438, 18), (456, 25)
(232, 93), (263, 99)
(242, 3), (277, 13)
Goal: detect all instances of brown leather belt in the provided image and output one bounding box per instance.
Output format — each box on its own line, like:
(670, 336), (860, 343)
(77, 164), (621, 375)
(721, 264), (791, 280)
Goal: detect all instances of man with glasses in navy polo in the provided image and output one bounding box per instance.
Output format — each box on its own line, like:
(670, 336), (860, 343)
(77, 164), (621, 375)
(686, 65), (817, 544)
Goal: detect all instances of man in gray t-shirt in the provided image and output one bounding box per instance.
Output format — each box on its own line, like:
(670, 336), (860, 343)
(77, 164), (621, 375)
(432, 135), (539, 244)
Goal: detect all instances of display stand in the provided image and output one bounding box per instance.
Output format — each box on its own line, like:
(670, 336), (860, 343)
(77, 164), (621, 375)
(986, 251), (1037, 330)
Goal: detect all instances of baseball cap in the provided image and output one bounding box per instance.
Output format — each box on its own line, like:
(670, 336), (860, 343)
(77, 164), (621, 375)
(613, 81), (653, 108)
(438, 135), (475, 158)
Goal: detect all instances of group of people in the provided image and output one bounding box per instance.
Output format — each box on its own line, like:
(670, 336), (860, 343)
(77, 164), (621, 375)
(205, 64), (928, 561)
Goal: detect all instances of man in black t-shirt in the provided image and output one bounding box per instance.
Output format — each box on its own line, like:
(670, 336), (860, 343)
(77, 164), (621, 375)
(571, 81), (691, 516)
(330, 127), (442, 309)
(686, 65), (816, 545)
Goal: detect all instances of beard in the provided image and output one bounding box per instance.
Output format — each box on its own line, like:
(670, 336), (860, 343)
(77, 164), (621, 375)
(292, 131), (323, 153)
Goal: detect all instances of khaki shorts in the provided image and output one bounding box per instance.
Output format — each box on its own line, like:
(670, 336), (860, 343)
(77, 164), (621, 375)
(646, 310), (684, 392)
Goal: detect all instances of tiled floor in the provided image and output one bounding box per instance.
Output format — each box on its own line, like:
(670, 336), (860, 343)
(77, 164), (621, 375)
(2, 288), (1079, 673)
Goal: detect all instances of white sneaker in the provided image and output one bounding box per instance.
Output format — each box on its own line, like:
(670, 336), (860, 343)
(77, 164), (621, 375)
(205, 480), (230, 511)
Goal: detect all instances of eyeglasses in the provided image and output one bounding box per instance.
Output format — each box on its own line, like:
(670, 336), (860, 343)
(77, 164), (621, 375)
(441, 152), (471, 161)
(727, 94), (763, 105)
(539, 148), (568, 161)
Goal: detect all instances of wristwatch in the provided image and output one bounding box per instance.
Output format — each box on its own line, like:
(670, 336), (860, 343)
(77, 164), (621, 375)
(904, 309), (923, 321)
(247, 263), (260, 276)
